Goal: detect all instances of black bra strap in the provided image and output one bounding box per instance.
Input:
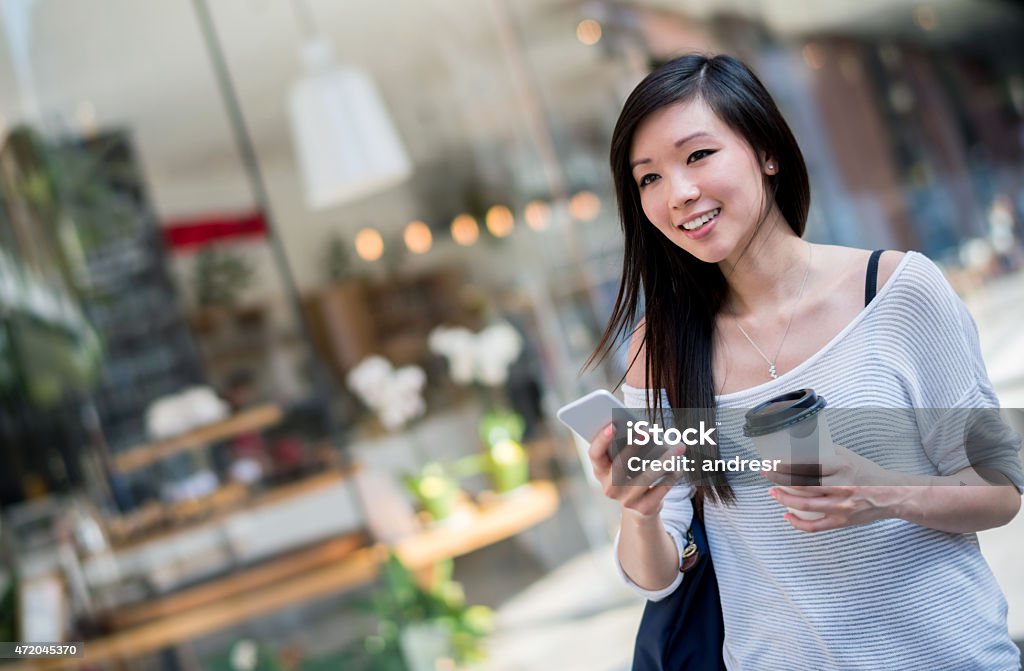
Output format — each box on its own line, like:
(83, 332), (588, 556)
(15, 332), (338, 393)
(865, 249), (885, 307)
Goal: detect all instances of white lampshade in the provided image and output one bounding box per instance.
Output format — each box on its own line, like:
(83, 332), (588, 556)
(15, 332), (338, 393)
(289, 38), (412, 209)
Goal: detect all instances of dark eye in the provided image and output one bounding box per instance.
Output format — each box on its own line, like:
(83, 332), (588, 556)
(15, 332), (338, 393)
(638, 173), (659, 188)
(687, 149), (715, 164)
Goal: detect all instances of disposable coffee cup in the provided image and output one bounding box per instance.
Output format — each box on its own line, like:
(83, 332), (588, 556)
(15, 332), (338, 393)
(743, 389), (834, 521)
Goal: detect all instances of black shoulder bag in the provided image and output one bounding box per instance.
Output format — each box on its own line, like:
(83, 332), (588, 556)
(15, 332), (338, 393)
(630, 495), (726, 670)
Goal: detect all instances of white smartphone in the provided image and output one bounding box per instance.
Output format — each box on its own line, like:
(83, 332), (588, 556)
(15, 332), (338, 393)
(556, 390), (640, 443)
(558, 390), (668, 484)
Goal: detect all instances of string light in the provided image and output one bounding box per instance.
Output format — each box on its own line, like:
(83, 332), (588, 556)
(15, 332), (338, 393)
(403, 220), (432, 254)
(354, 227), (384, 261)
(524, 200), (551, 231)
(485, 205), (515, 238)
(451, 214), (479, 246)
(568, 191), (601, 221)
(576, 19), (602, 46)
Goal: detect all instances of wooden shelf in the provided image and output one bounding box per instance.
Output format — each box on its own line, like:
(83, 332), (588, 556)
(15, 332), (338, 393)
(105, 532), (370, 629)
(107, 467), (353, 552)
(112, 403), (283, 473)
(12, 481), (559, 670)
(394, 482), (560, 567)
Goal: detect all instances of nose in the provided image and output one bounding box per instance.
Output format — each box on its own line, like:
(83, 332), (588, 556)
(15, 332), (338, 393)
(668, 171), (700, 210)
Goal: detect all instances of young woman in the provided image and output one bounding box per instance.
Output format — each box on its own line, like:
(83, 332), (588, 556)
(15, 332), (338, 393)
(586, 53), (1024, 669)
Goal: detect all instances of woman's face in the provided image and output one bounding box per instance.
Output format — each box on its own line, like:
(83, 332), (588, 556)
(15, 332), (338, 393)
(629, 98), (776, 265)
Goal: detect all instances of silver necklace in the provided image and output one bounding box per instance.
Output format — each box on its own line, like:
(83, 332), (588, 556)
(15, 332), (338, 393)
(732, 243), (813, 380)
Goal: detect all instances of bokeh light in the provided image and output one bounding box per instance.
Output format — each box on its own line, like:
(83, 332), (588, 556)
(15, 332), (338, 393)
(524, 200), (551, 231)
(576, 19), (602, 46)
(485, 205), (515, 238)
(451, 214), (480, 246)
(354, 227), (384, 261)
(403, 220), (432, 254)
(568, 191), (601, 222)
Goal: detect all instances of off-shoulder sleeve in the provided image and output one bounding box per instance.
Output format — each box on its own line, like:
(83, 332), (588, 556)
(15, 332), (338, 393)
(614, 384), (697, 600)
(901, 254), (1024, 492)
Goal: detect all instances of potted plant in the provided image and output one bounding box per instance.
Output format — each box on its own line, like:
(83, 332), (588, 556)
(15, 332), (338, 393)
(402, 463), (461, 523)
(429, 323), (531, 493)
(363, 554), (493, 671)
(478, 410), (529, 494)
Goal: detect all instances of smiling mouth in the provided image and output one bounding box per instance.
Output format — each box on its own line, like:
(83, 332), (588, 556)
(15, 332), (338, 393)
(680, 208), (720, 231)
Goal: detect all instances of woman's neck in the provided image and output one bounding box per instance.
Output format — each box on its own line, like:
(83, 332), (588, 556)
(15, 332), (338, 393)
(720, 215), (810, 317)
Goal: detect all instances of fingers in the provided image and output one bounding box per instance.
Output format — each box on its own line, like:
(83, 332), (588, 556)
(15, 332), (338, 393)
(769, 488), (838, 514)
(589, 422), (689, 517)
(782, 512), (843, 533)
(618, 482), (676, 517)
(587, 424), (615, 477)
(611, 445), (688, 489)
(779, 485), (854, 497)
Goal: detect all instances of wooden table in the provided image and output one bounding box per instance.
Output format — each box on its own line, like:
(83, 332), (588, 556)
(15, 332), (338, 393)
(10, 481), (559, 670)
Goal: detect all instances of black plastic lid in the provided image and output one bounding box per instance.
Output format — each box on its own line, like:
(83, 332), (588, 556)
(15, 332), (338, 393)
(742, 389), (827, 437)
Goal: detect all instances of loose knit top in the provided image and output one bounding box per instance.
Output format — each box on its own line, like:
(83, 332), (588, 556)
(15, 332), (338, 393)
(616, 251), (1024, 670)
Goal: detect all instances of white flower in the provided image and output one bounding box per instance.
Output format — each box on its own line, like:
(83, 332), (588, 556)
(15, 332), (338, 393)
(394, 365), (426, 390)
(478, 322), (522, 369)
(449, 351), (477, 384)
(229, 640), (259, 671)
(429, 322), (523, 387)
(477, 359), (510, 386)
(429, 326), (474, 357)
(347, 356), (427, 431)
(347, 356), (392, 400)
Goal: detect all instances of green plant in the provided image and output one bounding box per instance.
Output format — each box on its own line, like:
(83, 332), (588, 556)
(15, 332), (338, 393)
(479, 410), (529, 492)
(402, 463), (460, 522)
(193, 246), (253, 307)
(478, 409), (524, 446)
(0, 128), (105, 404)
(325, 236), (353, 282)
(354, 553), (493, 669)
(9, 127), (142, 265)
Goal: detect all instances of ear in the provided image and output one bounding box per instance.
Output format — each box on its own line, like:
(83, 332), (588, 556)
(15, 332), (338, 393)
(762, 153), (778, 176)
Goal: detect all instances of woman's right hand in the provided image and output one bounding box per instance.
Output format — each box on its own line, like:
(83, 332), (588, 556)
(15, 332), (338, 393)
(587, 423), (686, 519)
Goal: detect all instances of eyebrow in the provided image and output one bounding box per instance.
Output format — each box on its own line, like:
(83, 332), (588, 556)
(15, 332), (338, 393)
(630, 131), (713, 170)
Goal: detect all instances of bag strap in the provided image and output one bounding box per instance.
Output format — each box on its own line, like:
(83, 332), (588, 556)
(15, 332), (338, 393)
(864, 249), (885, 307)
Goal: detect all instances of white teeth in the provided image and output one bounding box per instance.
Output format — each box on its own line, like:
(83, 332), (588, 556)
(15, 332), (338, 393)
(682, 208), (720, 231)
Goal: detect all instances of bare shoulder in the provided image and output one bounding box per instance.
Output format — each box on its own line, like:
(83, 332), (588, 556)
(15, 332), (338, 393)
(624, 318), (647, 388)
(876, 250), (907, 290)
(814, 244), (906, 292)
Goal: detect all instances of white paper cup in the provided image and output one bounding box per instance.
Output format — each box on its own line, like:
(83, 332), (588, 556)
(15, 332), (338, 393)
(744, 390), (832, 521)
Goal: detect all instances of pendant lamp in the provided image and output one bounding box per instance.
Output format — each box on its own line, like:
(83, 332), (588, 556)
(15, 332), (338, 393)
(289, 37), (412, 209)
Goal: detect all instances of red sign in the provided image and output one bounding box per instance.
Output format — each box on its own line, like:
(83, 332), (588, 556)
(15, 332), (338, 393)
(163, 211), (267, 251)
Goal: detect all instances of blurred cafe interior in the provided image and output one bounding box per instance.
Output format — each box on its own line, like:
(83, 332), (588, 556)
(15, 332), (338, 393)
(1, 0), (1023, 669)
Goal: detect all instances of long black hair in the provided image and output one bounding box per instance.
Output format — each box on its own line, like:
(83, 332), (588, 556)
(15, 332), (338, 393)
(589, 53), (810, 507)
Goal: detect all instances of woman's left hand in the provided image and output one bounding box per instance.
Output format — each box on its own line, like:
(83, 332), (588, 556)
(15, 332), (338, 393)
(761, 443), (914, 532)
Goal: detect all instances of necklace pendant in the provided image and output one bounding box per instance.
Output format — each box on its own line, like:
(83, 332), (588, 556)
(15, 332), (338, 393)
(768, 364), (777, 379)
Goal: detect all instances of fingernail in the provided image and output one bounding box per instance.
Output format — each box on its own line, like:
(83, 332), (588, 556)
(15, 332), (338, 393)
(768, 489), (777, 498)
(604, 425), (615, 437)
(783, 513), (792, 522)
